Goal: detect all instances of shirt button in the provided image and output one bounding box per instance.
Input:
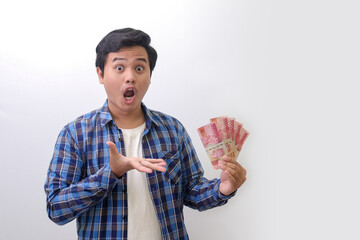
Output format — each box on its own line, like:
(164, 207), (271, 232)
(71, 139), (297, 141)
(122, 216), (127, 220)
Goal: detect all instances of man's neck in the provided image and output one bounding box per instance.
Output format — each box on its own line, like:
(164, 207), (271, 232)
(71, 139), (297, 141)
(109, 105), (146, 129)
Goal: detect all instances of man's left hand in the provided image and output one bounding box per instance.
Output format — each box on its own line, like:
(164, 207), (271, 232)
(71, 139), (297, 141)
(218, 156), (247, 196)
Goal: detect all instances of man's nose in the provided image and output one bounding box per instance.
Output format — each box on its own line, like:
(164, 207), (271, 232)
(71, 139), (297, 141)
(125, 69), (136, 84)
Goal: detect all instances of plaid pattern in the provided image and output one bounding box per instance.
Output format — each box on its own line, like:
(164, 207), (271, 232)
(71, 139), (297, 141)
(44, 101), (234, 240)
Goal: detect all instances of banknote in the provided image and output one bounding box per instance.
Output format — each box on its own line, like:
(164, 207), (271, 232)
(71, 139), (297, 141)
(210, 116), (235, 158)
(234, 121), (249, 159)
(197, 121), (228, 169)
(198, 116), (249, 169)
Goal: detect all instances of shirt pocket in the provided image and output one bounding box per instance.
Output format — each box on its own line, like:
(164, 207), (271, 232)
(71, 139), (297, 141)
(160, 150), (182, 185)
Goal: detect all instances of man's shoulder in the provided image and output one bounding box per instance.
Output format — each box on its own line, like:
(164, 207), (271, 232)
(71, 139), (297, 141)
(147, 108), (183, 129)
(62, 105), (107, 133)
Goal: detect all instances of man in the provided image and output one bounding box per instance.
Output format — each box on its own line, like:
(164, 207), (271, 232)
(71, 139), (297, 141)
(44, 28), (247, 240)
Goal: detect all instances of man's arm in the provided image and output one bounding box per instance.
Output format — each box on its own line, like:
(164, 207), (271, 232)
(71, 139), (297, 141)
(44, 128), (119, 225)
(180, 127), (246, 211)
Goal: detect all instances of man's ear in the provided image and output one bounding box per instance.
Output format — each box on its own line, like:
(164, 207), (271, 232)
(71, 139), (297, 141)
(96, 67), (104, 84)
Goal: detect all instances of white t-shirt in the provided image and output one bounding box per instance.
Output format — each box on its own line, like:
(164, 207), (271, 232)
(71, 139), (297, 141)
(121, 123), (162, 240)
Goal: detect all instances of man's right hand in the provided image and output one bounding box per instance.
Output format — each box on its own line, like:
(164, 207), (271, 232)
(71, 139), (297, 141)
(106, 141), (167, 178)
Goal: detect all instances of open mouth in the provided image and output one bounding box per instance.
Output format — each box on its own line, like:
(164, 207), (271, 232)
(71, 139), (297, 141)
(124, 88), (135, 100)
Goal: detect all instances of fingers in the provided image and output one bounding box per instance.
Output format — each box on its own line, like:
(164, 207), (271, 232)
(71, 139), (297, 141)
(219, 160), (247, 185)
(138, 160), (167, 172)
(128, 157), (167, 173)
(106, 141), (119, 156)
(131, 161), (154, 174)
(142, 158), (167, 165)
(221, 155), (235, 162)
(221, 155), (247, 176)
(222, 155), (233, 161)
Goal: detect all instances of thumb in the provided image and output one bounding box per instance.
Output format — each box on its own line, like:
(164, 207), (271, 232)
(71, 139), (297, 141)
(106, 141), (119, 156)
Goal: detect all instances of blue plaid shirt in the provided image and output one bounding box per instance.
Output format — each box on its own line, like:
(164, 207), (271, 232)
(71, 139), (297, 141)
(44, 101), (234, 240)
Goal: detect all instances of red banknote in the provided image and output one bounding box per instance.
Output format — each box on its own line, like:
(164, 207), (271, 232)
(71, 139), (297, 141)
(198, 116), (249, 169)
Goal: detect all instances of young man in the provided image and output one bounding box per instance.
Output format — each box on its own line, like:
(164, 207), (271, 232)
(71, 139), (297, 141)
(44, 28), (247, 240)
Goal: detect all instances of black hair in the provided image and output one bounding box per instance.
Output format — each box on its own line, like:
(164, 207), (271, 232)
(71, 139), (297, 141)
(95, 28), (157, 75)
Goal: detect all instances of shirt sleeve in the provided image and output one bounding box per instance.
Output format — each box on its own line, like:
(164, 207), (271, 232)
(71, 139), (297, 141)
(44, 126), (120, 225)
(179, 125), (236, 211)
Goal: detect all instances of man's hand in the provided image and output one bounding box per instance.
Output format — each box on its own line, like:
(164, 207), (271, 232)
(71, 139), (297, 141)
(106, 141), (167, 178)
(218, 156), (247, 196)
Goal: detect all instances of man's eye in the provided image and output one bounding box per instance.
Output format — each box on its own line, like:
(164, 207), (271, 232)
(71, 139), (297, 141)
(116, 66), (124, 71)
(136, 66), (144, 72)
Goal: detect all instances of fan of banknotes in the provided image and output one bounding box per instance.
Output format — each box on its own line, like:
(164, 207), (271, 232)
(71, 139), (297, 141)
(197, 116), (249, 169)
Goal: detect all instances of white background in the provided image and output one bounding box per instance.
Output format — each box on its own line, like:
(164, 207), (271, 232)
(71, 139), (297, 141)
(1, 0), (359, 239)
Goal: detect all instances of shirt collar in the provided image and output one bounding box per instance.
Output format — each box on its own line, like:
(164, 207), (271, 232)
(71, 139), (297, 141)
(141, 103), (161, 129)
(99, 100), (161, 128)
(99, 101), (113, 127)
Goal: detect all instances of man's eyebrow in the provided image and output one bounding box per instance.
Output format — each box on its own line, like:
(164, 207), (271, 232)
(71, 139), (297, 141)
(136, 58), (147, 63)
(112, 57), (147, 63)
(112, 57), (126, 62)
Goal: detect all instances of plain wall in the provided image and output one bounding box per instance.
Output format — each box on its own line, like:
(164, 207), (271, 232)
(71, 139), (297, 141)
(1, 0), (359, 239)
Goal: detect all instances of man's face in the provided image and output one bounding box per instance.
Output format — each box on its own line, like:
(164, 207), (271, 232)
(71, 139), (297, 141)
(97, 45), (151, 117)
